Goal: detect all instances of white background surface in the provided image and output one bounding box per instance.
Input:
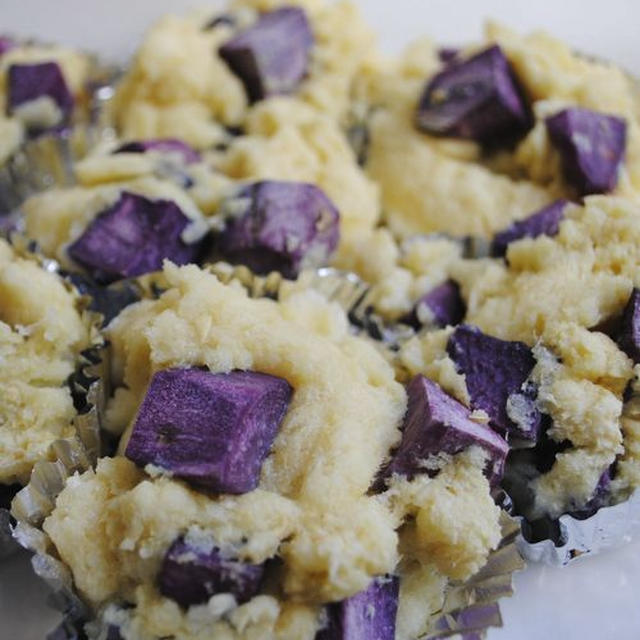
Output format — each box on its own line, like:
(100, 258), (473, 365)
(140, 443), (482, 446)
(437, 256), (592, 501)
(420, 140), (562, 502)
(2, 1), (640, 638)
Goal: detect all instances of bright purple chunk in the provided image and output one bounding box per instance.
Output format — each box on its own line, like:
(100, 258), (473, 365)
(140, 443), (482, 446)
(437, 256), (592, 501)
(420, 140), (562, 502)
(317, 576), (399, 640)
(218, 181), (339, 279)
(410, 280), (465, 328)
(67, 191), (201, 283)
(447, 325), (541, 441)
(416, 45), (529, 142)
(159, 535), (264, 607)
(545, 108), (627, 195)
(617, 288), (640, 363)
(0, 36), (14, 56)
(491, 199), (569, 257)
(125, 368), (293, 494)
(114, 139), (201, 164)
(7, 62), (74, 124)
(381, 376), (508, 487)
(219, 7), (313, 102)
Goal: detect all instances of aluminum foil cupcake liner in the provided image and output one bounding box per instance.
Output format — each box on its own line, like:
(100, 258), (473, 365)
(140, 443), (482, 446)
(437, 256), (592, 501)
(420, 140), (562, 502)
(515, 489), (640, 566)
(0, 238), (109, 559)
(0, 45), (119, 213)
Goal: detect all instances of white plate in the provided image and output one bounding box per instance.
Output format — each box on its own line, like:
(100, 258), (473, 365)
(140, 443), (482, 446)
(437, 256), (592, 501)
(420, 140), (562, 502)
(3, 1), (640, 638)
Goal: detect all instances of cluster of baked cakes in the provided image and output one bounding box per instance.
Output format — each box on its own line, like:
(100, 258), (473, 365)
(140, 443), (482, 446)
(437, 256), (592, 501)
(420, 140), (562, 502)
(2, 2), (640, 639)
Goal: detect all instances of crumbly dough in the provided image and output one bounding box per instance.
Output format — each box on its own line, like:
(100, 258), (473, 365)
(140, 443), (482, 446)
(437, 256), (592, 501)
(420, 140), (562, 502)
(358, 24), (640, 238)
(110, 0), (375, 147)
(0, 44), (90, 163)
(0, 239), (89, 484)
(400, 196), (640, 517)
(44, 263), (501, 640)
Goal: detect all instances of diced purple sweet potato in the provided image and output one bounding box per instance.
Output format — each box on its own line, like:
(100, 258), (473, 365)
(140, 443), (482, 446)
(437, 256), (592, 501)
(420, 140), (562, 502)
(67, 191), (201, 283)
(381, 375), (508, 486)
(568, 468), (611, 520)
(416, 45), (529, 142)
(158, 535), (264, 607)
(125, 368), (293, 494)
(218, 180), (339, 278)
(317, 576), (399, 640)
(491, 199), (569, 257)
(545, 108), (627, 195)
(0, 36), (14, 56)
(617, 288), (640, 363)
(447, 325), (541, 441)
(219, 7), (313, 102)
(114, 139), (201, 164)
(7, 62), (74, 124)
(409, 280), (465, 328)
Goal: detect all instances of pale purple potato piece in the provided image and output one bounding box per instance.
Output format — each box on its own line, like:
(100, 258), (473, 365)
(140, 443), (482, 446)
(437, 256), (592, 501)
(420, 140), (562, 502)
(381, 375), (508, 486)
(545, 108), (627, 195)
(219, 7), (313, 102)
(617, 288), (640, 363)
(7, 62), (74, 123)
(410, 279), (465, 328)
(447, 325), (541, 440)
(219, 181), (340, 279)
(491, 199), (569, 257)
(317, 575), (399, 640)
(67, 191), (201, 283)
(0, 36), (14, 56)
(158, 535), (264, 607)
(114, 139), (201, 164)
(416, 45), (529, 142)
(568, 468), (611, 520)
(125, 368), (293, 494)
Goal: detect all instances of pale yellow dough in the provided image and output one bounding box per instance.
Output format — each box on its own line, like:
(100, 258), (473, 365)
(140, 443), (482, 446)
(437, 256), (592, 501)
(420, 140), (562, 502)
(0, 239), (89, 484)
(44, 263), (501, 640)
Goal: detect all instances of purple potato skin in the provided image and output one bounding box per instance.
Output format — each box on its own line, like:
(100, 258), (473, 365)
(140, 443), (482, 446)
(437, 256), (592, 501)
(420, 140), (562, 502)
(219, 181), (340, 279)
(568, 468), (611, 520)
(158, 536), (264, 608)
(7, 62), (74, 123)
(219, 7), (313, 102)
(125, 368), (293, 494)
(317, 576), (399, 640)
(416, 45), (530, 142)
(617, 288), (640, 363)
(381, 375), (508, 487)
(437, 47), (460, 65)
(410, 280), (465, 328)
(67, 191), (201, 283)
(114, 138), (201, 164)
(491, 199), (569, 257)
(545, 108), (627, 195)
(447, 325), (541, 441)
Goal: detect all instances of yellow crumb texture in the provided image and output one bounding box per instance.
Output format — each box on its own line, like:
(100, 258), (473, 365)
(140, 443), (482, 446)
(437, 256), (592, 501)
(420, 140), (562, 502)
(0, 239), (88, 484)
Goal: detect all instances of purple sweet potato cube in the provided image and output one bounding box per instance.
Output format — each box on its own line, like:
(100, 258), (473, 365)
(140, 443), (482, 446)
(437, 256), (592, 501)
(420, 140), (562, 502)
(218, 181), (340, 279)
(617, 288), (640, 363)
(410, 280), (465, 328)
(381, 376), (508, 486)
(7, 62), (74, 124)
(219, 6), (313, 102)
(158, 535), (264, 607)
(447, 325), (540, 441)
(67, 191), (201, 283)
(416, 45), (529, 142)
(114, 139), (201, 164)
(317, 576), (399, 640)
(125, 368), (293, 494)
(0, 36), (14, 56)
(545, 108), (627, 195)
(491, 199), (569, 257)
